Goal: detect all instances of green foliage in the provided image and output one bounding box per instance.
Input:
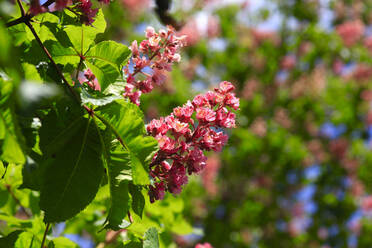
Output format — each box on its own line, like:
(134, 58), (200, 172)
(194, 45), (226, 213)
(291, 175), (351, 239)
(85, 41), (131, 90)
(104, 145), (131, 230)
(129, 184), (145, 219)
(48, 237), (79, 248)
(39, 116), (104, 222)
(63, 10), (106, 55)
(0, 80), (25, 164)
(6, 0), (372, 247)
(143, 227), (159, 248)
(0, 230), (23, 247)
(97, 100), (158, 185)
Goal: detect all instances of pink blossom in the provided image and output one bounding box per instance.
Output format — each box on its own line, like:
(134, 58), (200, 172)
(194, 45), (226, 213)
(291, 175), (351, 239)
(79, 69), (101, 91)
(123, 26), (186, 105)
(169, 119), (190, 135)
(187, 148), (207, 174)
(147, 118), (169, 135)
(364, 36), (372, 54)
(196, 107), (216, 122)
(29, 0), (47, 15)
(54, 0), (72, 11)
(121, 0), (149, 18)
(224, 93), (240, 110)
(280, 55), (296, 70)
(219, 81), (235, 93)
(149, 182), (165, 203)
(195, 243), (213, 248)
(167, 164), (188, 194)
(336, 20), (365, 47)
(147, 82), (239, 201)
(362, 196), (372, 212)
(156, 135), (176, 153)
(173, 102), (194, 122)
(216, 108), (236, 128)
(192, 94), (208, 107)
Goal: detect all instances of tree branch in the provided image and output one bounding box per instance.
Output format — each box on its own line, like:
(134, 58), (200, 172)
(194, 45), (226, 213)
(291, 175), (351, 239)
(6, 0), (56, 28)
(40, 223), (50, 248)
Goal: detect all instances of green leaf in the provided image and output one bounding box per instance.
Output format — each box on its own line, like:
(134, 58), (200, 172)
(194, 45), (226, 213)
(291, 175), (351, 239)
(103, 145), (131, 230)
(64, 10), (106, 55)
(14, 232), (41, 248)
(96, 100), (158, 185)
(0, 230), (23, 247)
(0, 80), (26, 164)
(125, 241), (142, 248)
(0, 213), (33, 229)
(129, 183), (145, 218)
(143, 227), (159, 248)
(44, 40), (80, 66)
(80, 88), (121, 107)
(0, 22), (11, 65)
(19, 153), (45, 191)
(22, 63), (42, 82)
(85, 60), (119, 93)
(85, 41), (131, 91)
(39, 115), (104, 222)
(48, 237), (79, 248)
(85, 41), (131, 69)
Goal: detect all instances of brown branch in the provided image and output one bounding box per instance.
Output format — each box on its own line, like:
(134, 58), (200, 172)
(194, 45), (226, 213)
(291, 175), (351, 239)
(40, 223), (50, 248)
(16, 0), (26, 16)
(6, 15), (31, 27)
(24, 19), (81, 104)
(6, 0), (55, 28)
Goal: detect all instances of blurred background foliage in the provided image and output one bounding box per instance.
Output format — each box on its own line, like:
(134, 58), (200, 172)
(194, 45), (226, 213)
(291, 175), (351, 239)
(3, 0), (372, 247)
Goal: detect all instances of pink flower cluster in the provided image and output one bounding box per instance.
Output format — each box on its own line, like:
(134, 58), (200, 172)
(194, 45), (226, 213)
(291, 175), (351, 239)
(336, 20), (365, 47)
(78, 0), (99, 25)
(147, 81), (239, 203)
(79, 68), (101, 91)
(123, 26), (186, 105)
(195, 243), (213, 248)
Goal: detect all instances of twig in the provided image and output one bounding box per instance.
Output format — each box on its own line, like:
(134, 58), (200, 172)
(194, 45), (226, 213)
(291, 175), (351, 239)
(127, 211), (133, 223)
(1, 162), (9, 179)
(6, 15), (31, 27)
(40, 223), (50, 248)
(16, 0), (26, 17)
(24, 21), (81, 103)
(6, 0), (56, 28)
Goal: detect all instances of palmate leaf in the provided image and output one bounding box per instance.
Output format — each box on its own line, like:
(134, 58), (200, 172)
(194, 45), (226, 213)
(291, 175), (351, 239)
(85, 41), (131, 91)
(44, 40), (80, 66)
(85, 40), (131, 70)
(38, 101), (104, 222)
(95, 100), (157, 229)
(64, 10), (106, 55)
(85, 60), (118, 92)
